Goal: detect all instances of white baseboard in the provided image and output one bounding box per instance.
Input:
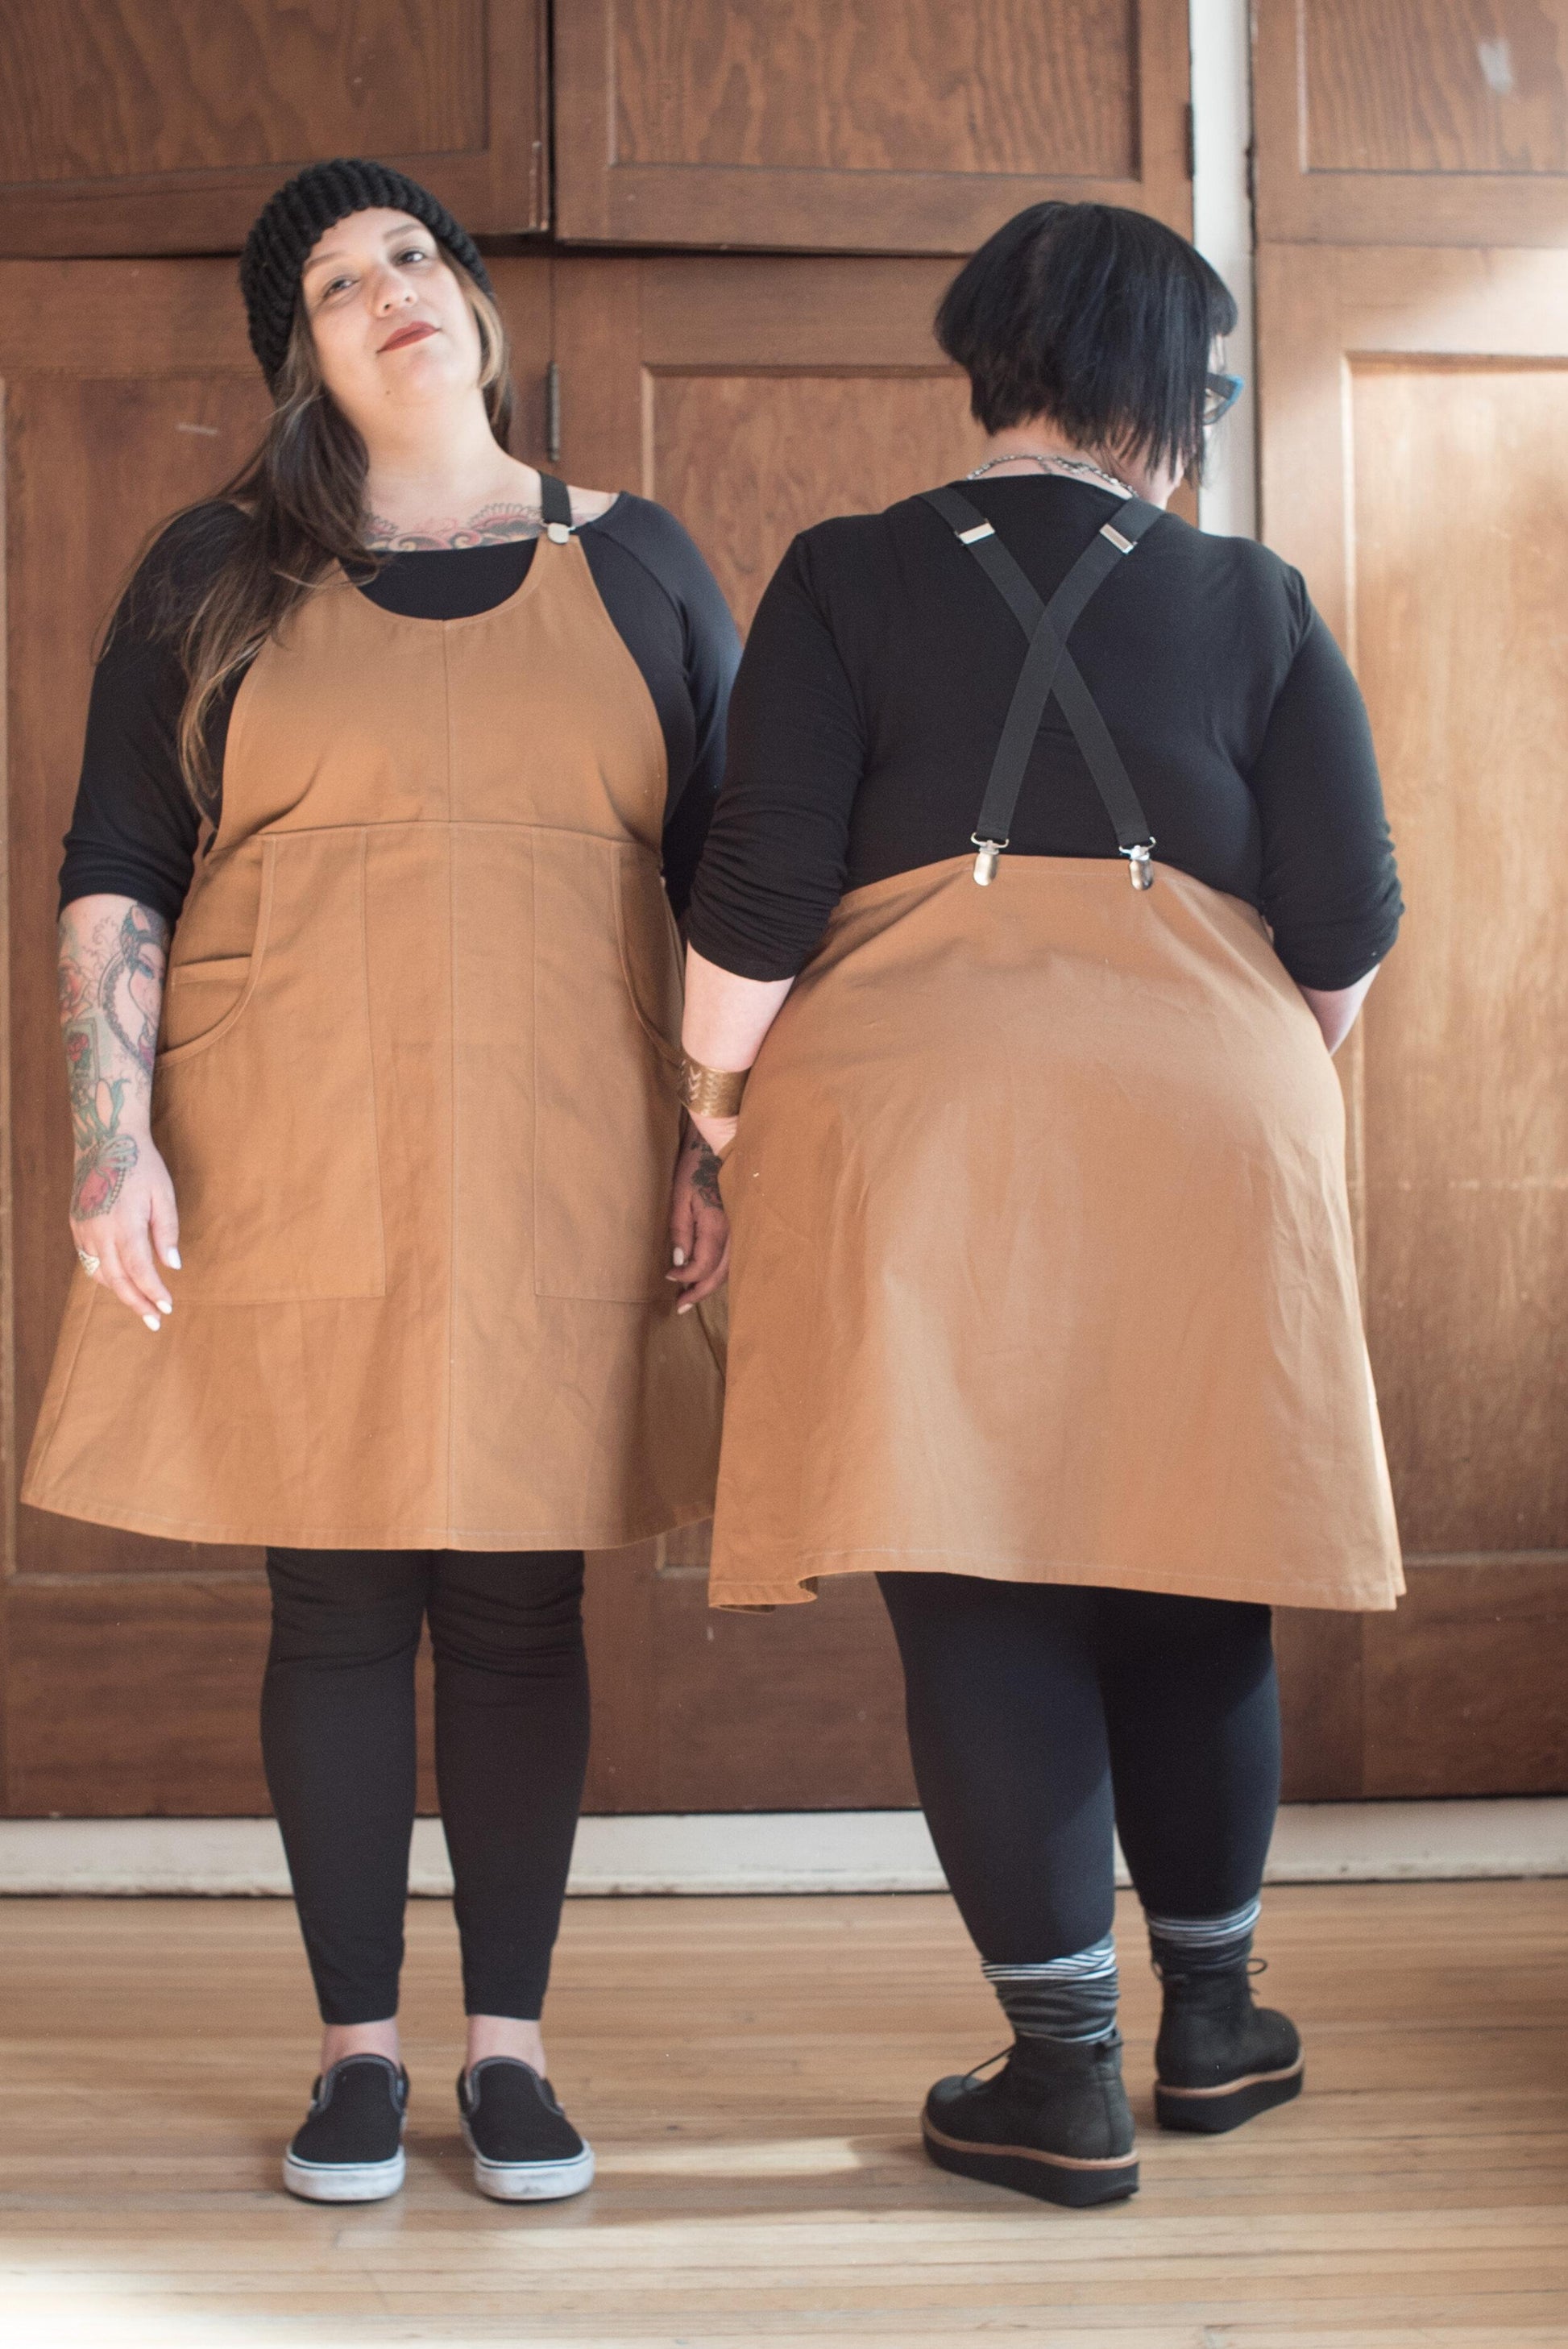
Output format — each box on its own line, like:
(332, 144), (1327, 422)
(0, 1799), (1563, 1898)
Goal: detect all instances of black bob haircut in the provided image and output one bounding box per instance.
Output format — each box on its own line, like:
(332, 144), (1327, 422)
(936, 201), (1239, 479)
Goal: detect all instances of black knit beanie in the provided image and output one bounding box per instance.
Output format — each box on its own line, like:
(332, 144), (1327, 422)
(239, 157), (495, 388)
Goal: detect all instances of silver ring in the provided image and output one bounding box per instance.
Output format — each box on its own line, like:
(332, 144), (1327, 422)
(77, 1249), (101, 1276)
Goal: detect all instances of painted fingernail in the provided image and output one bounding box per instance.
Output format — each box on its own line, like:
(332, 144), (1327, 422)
(156, 1298), (173, 1314)
(165, 1247), (182, 1269)
(672, 1247), (687, 1267)
(143, 1313), (162, 1332)
(677, 1301), (691, 1314)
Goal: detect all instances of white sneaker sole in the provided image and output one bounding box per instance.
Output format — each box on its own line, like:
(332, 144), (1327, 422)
(463, 2124), (595, 2202)
(282, 2147), (407, 2202)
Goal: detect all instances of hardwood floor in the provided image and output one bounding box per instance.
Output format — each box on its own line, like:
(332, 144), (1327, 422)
(0, 1882), (1565, 2344)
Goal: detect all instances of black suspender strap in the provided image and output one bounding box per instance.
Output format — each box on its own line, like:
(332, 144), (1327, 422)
(922, 483), (1163, 888)
(537, 471), (574, 540)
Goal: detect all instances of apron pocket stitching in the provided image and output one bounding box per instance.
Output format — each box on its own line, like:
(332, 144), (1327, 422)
(156, 840), (277, 1071)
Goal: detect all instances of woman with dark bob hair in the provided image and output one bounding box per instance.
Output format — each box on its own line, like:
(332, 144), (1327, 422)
(24, 161), (735, 2203)
(677, 202), (1403, 2206)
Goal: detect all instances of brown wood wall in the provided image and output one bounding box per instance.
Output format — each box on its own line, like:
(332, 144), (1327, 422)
(1255, 3), (1568, 1799)
(1, 1), (1562, 1816)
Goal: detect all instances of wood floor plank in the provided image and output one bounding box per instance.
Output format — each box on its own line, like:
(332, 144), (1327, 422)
(0, 1882), (1565, 2343)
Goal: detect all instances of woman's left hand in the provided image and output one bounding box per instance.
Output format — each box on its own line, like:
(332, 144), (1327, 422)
(667, 1119), (732, 1312)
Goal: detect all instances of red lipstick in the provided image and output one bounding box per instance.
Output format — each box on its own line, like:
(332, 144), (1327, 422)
(380, 322), (438, 353)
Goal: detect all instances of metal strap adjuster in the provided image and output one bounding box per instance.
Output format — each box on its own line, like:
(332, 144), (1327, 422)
(972, 832), (1008, 886)
(1122, 841), (1155, 890)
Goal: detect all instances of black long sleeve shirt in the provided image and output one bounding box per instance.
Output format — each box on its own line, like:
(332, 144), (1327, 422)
(61, 492), (740, 926)
(687, 477), (1401, 990)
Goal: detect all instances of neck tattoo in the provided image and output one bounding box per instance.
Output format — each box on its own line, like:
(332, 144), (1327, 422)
(965, 450), (1136, 499)
(363, 500), (545, 553)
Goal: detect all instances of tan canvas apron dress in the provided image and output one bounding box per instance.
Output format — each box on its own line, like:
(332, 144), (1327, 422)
(25, 482), (723, 1549)
(707, 488), (1403, 1613)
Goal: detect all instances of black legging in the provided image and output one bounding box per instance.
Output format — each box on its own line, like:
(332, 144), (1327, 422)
(261, 1547), (589, 2026)
(877, 1573), (1280, 1963)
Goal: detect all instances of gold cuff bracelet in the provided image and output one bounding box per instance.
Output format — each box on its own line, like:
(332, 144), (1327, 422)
(678, 1054), (749, 1118)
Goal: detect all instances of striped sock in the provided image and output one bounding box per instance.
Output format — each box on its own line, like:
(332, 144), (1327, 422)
(1145, 1895), (1262, 1978)
(981, 1932), (1119, 2044)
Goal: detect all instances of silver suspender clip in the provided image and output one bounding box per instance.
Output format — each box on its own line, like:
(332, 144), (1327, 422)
(1122, 842), (1155, 890)
(546, 521), (572, 545)
(972, 833), (1007, 886)
(1101, 522), (1136, 554)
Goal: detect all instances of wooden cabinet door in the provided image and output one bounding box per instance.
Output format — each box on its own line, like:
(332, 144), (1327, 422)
(1256, 0), (1568, 244)
(0, 2), (549, 255)
(1259, 243), (1568, 1799)
(554, 0), (1192, 252)
(0, 257), (551, 1816)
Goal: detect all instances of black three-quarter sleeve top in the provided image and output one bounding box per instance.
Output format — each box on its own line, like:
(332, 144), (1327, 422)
(686, 476), (1402, 991)
(60, 492), (741, 926)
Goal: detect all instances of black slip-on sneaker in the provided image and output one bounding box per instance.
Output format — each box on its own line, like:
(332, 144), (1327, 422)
(458, 2058), (595, 2202)
(922, 2033), (1139, 2209)
(282, 2053), (409, 2202)
(1155, 1960), (1305, 2134)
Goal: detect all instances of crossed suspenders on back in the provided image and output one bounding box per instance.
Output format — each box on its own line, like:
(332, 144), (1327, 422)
(922, 486), (1164, 890)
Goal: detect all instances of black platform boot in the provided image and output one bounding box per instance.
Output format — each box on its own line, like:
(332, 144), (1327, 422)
(1154, 1958), (1304, 2133)
(922, 2032), (1139, 2207)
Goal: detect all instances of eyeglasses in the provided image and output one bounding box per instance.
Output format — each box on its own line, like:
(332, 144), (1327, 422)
(1204, 371), (1245, 427)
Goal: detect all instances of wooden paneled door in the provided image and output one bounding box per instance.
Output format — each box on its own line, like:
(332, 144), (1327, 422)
(0, 2), (550, 254)
(1258, 242), (1568, 1798)
(553, 0), (1192, 251)
(556, 252), (991, 1810)
(1255, 0), (1568, 245)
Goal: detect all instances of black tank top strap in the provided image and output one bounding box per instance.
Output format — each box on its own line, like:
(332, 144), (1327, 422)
(537, 471), (574, 535)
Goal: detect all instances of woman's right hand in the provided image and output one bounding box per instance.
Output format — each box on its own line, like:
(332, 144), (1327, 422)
(70, 1127), (180, 1330)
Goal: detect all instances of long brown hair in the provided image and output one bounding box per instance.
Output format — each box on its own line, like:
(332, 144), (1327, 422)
(125, 253), (514, 814)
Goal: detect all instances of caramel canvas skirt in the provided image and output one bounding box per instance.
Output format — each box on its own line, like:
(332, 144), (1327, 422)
(707, 853), (1403, 1613)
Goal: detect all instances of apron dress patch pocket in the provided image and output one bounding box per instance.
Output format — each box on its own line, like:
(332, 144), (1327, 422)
(152, 828), (387, 1303)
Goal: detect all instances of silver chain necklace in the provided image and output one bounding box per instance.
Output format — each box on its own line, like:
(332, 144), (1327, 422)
(964, 450), (1136, 499)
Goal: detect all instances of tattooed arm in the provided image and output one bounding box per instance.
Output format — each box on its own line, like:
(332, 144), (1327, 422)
(58, 894), (180, 1328)
(666, 949), (794, 1312)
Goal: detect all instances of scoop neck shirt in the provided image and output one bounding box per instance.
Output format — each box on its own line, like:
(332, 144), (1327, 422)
(61, 492), (740, 926)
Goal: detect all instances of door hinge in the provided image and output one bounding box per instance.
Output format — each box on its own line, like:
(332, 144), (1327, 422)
(545, 359), (562, 465)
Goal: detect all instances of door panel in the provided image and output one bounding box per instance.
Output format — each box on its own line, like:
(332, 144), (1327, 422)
(562, 253), (981, 1809)
(648, 369), (985, 632)
(0, 2), (548, 254)
(1352, 357), (1568, 1555)
(557, 252), (989, 618)
(583, 1539), (916, 1814)
(554, 0), (1191, 250)
(1256, 0), (1568, 243)
(0, 257), (550, 1814)
(1259, 242), (1568, 1795)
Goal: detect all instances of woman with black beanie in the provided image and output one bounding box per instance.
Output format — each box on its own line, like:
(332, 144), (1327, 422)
(25, 160), (737, 2202)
